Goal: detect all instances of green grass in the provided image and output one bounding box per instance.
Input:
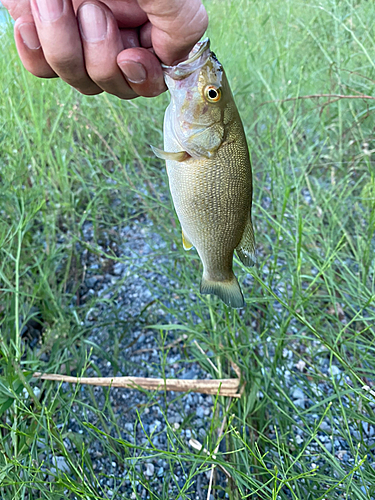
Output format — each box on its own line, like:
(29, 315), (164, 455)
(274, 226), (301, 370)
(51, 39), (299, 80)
(1, 0), (375, 498)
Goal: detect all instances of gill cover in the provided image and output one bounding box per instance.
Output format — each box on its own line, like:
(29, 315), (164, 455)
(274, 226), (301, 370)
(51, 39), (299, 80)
(162, 39), (227, 159)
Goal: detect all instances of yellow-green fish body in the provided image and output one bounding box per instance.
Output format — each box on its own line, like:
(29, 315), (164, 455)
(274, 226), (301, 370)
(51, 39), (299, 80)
(152, 39), (255, 308)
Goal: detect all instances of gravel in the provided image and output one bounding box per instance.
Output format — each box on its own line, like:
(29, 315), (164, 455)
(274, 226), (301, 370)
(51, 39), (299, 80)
(55, 217), (227, 498)
(25, 211), (374, 497)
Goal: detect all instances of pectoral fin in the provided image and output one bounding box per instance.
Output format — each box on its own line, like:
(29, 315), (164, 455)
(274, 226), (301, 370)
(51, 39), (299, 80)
(151, 145), (190, 162)
(182, 230), (193, 251)
(236, 215), (256, 266)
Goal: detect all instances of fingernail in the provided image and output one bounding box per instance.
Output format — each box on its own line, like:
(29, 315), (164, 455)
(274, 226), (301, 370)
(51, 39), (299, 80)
(19, 23), (41, 50)
(119, 61), (146, 84)
(35, 0), (64, 22)
(79, 4), (107, 42)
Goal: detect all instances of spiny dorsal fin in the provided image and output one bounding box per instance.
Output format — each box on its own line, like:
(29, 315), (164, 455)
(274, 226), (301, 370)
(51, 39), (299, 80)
(150, 145), (190, 162)
(182, 230), (193, 251)
(236, 215), (256, 266)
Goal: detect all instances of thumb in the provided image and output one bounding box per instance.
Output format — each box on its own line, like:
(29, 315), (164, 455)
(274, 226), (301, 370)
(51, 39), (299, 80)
(2, 0), (32, 20)
(137, 0), (208, 65)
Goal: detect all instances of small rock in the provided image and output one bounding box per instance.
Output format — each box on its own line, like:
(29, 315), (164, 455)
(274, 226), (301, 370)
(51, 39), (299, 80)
(283, 349), (293, 359)
(51, 456), (70, 474)
(145, 463), (155, 477)
(362, 422), (375, 438)
(150, 420), (161, 433)
(295, 360), (306, 372)
(113, 262), (124, 275)
(196, 407), (204, 418)
(292, 387), (305, 409)
(292, 387), (304, 400)
(320, 421), (331, 432)
(330, 365), (341, 377)
(181, 369), (196, 379)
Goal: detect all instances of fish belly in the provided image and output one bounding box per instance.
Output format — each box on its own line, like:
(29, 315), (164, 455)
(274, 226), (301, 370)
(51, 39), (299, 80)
(165, 140), (252, 281)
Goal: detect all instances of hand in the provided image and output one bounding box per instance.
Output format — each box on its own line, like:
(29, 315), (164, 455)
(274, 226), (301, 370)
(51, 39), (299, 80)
(3, 0), (208, 98)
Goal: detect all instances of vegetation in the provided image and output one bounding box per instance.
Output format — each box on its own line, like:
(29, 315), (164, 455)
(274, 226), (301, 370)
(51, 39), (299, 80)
(0, 0), (374, 498)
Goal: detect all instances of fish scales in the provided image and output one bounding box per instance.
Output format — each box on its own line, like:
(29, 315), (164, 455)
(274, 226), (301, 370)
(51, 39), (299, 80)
(152, 39), (255, 308)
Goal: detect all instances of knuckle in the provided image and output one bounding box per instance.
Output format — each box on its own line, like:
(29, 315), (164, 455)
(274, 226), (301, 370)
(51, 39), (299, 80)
(64, 75), (101, 94)
(46, 53), (81, 74)
(92, 72), (117, 87)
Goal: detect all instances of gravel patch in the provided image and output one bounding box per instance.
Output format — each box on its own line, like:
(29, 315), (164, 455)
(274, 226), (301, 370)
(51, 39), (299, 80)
(26, 209), (374, 497)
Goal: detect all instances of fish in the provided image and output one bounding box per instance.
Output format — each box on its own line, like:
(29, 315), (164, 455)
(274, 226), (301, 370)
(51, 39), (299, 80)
(151, 38), (255, 308)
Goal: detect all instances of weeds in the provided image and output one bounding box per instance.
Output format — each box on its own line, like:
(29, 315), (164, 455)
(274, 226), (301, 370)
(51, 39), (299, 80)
(0, 0), (374, 498)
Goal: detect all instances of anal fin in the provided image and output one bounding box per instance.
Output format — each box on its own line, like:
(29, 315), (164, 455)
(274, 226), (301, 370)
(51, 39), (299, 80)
(236, 215), (256, 266)
(182, 230), (193, 251)
(151, 145), (190, 162)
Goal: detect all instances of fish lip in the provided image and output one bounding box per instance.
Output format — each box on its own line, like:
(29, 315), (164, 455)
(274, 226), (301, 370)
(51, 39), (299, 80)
(162, 38), (211, 80)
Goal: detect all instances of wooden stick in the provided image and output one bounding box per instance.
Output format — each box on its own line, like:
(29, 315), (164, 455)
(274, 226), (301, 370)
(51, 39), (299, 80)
(32, 372), (242, 397)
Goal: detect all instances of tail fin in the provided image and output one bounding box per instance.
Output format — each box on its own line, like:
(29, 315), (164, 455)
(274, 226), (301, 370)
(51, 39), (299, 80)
(200, 274), (245, 309)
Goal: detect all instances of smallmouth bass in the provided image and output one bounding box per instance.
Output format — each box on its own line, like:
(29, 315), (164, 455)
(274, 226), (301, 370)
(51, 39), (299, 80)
(152, 39), (255, 308)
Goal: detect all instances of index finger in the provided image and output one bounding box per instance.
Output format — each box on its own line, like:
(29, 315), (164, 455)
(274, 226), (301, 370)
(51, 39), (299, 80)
(137, 0), (208, 65)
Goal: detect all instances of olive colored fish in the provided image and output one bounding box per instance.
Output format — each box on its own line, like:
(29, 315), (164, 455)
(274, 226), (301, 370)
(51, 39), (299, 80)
(152, 39), (255, 308)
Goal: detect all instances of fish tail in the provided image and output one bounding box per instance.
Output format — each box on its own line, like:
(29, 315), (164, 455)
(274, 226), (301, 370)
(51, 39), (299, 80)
(200, 273), (245, 309)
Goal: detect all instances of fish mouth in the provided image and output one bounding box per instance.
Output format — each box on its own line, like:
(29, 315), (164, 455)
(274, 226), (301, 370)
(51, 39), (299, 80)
(162, 38), (211, 80)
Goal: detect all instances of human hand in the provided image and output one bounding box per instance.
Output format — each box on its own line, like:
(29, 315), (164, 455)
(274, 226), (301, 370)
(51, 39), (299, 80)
(3, 0), (208, 98)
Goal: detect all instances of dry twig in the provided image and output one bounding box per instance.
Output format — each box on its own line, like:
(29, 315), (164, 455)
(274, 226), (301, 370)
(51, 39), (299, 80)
(33, 372), (242, 397)
(189, 400), (233, 498)
(206, 399), (232, 499)
(259, 93), (375, 108)
(194, 340), (220, 374)
(363, 385), (375, 399)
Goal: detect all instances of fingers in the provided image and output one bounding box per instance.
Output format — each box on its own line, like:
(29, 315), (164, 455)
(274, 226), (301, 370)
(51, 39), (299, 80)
(77, 1), (137, 98)
(77, 2), (164, 98)
(28, 0), (103, 95)
(2, 0), (32, 20)
(74, 0), (148, 29)
(10, 0), (165, 99)
(117, 47), (166, 97)
(6, 0), (200, 99)
(137, 0), (208, 65)
(14, 16), (57, 78)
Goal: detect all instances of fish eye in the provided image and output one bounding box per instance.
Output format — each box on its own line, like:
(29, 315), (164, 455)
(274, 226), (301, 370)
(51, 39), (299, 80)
(204, 85), (221, 102)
